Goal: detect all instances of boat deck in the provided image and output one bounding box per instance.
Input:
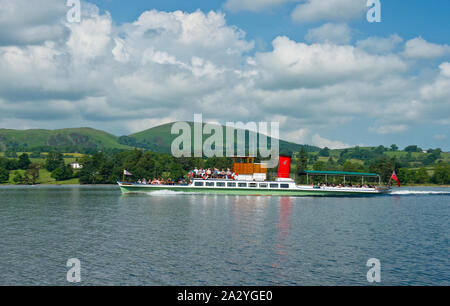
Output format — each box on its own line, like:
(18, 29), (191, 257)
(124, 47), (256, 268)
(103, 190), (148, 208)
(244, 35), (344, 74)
(118, 180), (391, 196)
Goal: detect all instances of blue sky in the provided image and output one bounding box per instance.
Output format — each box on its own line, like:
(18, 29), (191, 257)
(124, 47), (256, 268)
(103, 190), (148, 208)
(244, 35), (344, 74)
(0, 0), (449, 150)
(91, 0), (450, 45)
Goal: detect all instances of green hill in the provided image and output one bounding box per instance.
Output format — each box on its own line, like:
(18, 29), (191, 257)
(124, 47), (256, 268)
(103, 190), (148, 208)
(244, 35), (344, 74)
(0, 127), (132, 152)
(122, 122), (319, 155)
(0, 123), (318, 155)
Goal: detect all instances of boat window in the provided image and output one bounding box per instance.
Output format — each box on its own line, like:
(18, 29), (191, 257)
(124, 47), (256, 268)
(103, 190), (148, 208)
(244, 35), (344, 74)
(259, 183), (268, 188)
(216, 182), (225, 187)
(238, 183), (247, 188)
(280, 184), (290, 189)
(227, 182), (236, 187)
(270, 183), (278, 188)
(249, 183), (257, 188)
(194, 182), (204, 187)
(206, 182), (215, 187)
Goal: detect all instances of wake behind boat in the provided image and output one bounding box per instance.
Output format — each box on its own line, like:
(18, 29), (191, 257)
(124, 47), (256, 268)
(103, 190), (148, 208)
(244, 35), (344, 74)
(118, 156), (391, 196)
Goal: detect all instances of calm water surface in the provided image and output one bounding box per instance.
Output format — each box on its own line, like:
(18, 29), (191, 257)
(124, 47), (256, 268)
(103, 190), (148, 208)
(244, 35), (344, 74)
(0, 185), (448, 285)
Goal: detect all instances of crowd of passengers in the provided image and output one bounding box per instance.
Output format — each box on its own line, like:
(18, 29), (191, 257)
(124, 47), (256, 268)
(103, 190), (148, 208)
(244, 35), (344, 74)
(189, 168), (235, 179)
(313, 183), (376, 189)
(135, 168), (236, 185)
(136, 178), (187, 185)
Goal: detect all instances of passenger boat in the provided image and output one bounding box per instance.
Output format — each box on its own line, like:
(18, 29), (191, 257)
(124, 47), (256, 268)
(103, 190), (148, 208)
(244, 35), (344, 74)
(117, 156), (391, 196)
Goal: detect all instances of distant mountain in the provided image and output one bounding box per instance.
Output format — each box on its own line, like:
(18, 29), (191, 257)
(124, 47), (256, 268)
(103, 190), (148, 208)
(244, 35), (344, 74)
(122, 122), (319, 155)
(0, 123), (319, 155)
(0, 127), (132, 152)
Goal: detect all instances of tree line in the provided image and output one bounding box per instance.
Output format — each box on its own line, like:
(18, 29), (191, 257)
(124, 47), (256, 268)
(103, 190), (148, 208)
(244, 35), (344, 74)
(1, 147), (449, 185)
(294, 147), (450, 185)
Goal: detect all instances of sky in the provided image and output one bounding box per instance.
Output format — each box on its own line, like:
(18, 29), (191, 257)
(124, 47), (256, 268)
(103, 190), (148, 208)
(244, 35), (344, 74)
(0, 0), (449, 150)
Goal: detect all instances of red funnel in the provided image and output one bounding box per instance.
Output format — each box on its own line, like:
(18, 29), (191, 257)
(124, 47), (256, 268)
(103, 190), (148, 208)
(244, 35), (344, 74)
(278, 156), (291, 178)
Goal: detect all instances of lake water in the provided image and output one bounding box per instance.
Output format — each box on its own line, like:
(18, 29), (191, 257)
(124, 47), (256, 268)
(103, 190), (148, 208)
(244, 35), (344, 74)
(0, 185), (448, 286)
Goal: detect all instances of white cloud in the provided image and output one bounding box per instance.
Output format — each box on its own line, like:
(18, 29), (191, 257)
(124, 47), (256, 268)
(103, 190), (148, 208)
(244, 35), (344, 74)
(253, 36), (407, 89)
(372, 125), (408, 135)
(1, 3), (450, 150)
(292, 0), (366, 23)
(224, 0), (294, 13)
(66, 11), (113, 60)
(420, 62), (450, 102)
(356, 34), (403, 54)
(403, 37), (450, 59)
(311, 134), (350, 149)
(284, 128), (310, 144)
(0, 0), (68, 46)
(438, 62), (450, 77)
(123, 10), (254, 66)
(305, 23), (352, 45)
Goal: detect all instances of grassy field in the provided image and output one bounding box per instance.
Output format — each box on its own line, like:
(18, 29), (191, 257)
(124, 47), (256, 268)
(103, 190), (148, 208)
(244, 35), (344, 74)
(1, 152), (84, 165)
(4, 169), (80, 185)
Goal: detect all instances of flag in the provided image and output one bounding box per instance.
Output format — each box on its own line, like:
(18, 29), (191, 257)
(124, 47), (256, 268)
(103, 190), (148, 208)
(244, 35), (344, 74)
(123, 170), (132, 176)
(391, 171), (400, 187)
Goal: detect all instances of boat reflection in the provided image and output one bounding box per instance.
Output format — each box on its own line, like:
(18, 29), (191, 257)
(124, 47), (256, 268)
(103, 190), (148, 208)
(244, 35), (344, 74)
(271, 197), (292, 283)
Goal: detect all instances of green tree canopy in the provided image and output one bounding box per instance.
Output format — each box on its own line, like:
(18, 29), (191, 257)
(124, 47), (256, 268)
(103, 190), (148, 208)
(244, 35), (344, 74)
(18, 153), (31, 170)
(51, 165), (73, 181)
(404, 145), (422, 153)
(0, 168), (9, 184)
(45, 151), (65, 172)
(318, 147), (330, 157)
(432, 162), (450, 185)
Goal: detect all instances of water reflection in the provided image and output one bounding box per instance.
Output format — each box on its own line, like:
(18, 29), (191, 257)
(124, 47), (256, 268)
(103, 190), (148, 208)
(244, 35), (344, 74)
(272, 197), (292, 283)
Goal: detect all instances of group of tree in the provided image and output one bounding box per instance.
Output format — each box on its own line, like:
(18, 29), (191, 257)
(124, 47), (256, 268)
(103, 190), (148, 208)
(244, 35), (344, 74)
(77, 150), (233, 184)
(45, 151), (74, 181)
(0, 151), (77, 184)
(1, 144), (449, 186)
(0, 153), (33, 184)
(398, 162), (450, 185)
(293, 148), (450, 185)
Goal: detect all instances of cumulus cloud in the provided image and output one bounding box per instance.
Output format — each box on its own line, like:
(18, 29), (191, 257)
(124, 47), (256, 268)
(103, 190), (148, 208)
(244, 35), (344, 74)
(0, 2), (449, 149)
(311, 134), (350, 149)
(0, 0), (68, 46)
(253, 36), (407, 89)
(403, 37), (450, 59)
(420, 62), (450, 103)
(372, 125), (408, 135)
(356, 34), (403, 54)
(305, 23), (352, 44)
(292, 0), (366, 23)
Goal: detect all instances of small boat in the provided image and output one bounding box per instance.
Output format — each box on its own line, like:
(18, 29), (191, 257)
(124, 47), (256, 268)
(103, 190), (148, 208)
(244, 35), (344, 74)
(118, 156), (391, 196)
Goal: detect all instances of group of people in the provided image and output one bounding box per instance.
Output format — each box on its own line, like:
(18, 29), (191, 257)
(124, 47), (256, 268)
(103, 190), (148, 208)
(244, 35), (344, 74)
(136, 178), (186, 185)
(189, 168), (235, 180)
(314, 183), (375, 189)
